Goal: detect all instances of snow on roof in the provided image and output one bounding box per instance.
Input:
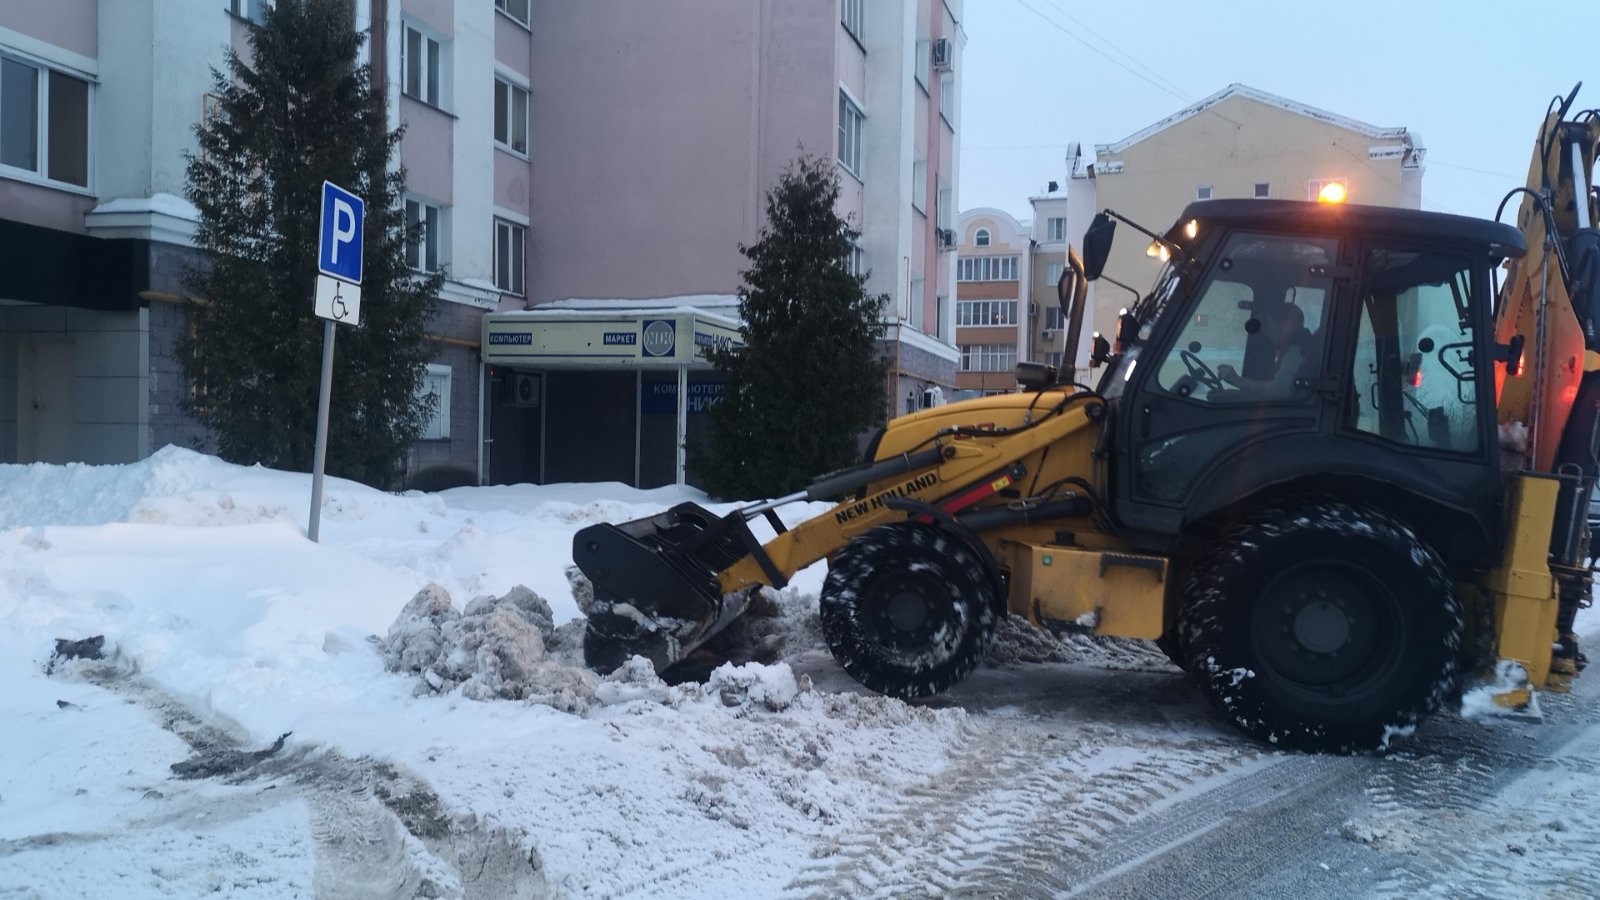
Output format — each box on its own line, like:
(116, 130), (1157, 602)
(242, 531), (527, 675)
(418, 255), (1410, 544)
(89, 192), (200, 221)
(1094, 83), (1413, 156)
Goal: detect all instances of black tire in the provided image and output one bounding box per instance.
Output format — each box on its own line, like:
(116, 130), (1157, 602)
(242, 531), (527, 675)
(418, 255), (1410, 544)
(1179, 500), (1461, 753)
(820, 522), (998, 698)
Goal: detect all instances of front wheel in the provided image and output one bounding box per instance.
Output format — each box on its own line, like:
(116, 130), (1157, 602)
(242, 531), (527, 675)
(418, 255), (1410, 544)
(820, 522), (998, 698)
(1180, 500), (1462, 753)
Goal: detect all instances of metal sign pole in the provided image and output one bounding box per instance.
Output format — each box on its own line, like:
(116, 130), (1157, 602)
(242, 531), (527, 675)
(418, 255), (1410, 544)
(308, 318), (337, 541)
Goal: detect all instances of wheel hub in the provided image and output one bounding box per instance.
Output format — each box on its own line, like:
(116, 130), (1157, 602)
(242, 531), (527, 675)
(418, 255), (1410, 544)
(1293, 599), (1350, 654)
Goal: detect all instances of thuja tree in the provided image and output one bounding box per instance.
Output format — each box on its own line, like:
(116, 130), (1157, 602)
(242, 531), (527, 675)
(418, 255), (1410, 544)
(180, 0), (440, 488)
(698, 156), (889, 499)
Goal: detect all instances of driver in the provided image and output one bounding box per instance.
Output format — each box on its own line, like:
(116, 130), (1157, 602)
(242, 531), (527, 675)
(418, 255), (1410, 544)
(1217, 303), (1311, 399)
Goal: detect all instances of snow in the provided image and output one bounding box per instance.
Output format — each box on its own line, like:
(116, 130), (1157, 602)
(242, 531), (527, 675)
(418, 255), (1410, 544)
(1, 446), (1597, 897)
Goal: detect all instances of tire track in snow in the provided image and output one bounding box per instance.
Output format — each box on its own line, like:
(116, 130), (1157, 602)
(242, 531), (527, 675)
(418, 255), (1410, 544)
(49, 659), (552, 899)
(778, 714), (1261, 898)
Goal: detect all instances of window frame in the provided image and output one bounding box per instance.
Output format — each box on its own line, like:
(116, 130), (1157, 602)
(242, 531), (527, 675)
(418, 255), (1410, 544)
(956, 255), (1019, 282)
(494, 217), (526, 295)
(1254, 182), (1271, 199)
(402, 23), (446, 109)
(493, 74), (529, 156)
(938, 71), (955, 124)
(960, 344), (1018, 372)
(417, 363), (452, 440)
(956, 299), (1019, 327)
(0, 53), (91, 190)
(1197, 185), (1213, 201)
(406, 196), (445, 272)
(228, 0), (270, 25)
(837, 89), (864, 178)
(494, 0), (531, 28)
(974, 228), (990, 247)
(841, 0), (865, 45)
(1045, 217), (1066, 242)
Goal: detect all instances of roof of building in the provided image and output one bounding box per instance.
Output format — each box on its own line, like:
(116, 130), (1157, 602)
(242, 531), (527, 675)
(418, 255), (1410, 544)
(1095, 83), (1413, 156)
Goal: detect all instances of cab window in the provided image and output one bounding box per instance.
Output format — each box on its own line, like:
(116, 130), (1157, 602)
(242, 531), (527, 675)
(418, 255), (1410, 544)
(1152, 232), (1336, 404)
(1349, 246), (1479, 453)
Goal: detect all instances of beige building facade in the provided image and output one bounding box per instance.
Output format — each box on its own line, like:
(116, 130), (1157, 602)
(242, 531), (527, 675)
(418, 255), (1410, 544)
(952, 208), (1029, 395)
(1065, 84), (1425, 374)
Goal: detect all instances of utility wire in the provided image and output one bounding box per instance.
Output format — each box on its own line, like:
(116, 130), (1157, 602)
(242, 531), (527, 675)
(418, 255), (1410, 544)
(1041, 0), (1191, 101)
(1007, 0), (1190, 105)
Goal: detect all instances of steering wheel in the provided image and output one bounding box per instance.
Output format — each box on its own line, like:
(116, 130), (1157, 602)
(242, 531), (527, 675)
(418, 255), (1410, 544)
(1180, 349), (1225, 390)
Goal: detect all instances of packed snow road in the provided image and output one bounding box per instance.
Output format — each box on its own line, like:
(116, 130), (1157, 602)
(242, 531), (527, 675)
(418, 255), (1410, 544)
(788, 637), (1600, 899)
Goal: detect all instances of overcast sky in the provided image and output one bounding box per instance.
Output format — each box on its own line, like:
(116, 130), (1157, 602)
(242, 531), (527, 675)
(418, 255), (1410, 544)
(958, 0), (1596, 226)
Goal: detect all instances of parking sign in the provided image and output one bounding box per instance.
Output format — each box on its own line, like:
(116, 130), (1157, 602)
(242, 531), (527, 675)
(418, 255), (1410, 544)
(318, 181), (364, 284)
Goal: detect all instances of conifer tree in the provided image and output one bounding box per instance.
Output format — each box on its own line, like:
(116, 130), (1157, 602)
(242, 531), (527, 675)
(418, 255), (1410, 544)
(698, 156), (889, 499)
(181, 0), (440, 488)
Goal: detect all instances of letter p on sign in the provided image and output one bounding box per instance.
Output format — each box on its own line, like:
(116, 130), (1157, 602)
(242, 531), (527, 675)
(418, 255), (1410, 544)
(318, 181), (365, 285)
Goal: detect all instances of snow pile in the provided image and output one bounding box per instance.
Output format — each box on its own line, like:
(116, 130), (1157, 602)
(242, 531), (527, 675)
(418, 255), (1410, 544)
(382, 583), (594, 709)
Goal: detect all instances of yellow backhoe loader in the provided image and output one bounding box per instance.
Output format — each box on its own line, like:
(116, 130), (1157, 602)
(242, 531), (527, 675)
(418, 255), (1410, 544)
(572, 87), (1600, 752)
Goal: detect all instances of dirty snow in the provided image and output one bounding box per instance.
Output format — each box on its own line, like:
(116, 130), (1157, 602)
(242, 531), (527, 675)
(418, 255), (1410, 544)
(0, 446), (1596, 897)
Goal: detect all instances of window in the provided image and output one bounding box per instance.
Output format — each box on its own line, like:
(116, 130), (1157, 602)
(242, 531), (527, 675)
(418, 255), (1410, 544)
(494, 76), (528, 154)
(1045, 217), (1066, 242)
(974, 228), (990, 247)
(228, 0), (269, 24)
(1254, 182), (1270, 198)
(908, 276), (924, 327)
(1044, 307), (1066, 330)
(915, 37), (929, 87)
(406, 198), (443, 271)
(1348, 246), (1479, 453)
(838, 92), (863, 177)
(1043, 260), (1064, 286)
(1197, 185), (1213, 200)
(939, 72), (954, 122)
(957, 255), (1019, 282)
(911, 154), (926, 212)
(841, 0), (864, 42)
(1150, 231), (1336, 404)
(956, 299), (1018, 326)
(1044, 352), (1064, 369)
(960, 344), (1017, 372)
(403, 25), (443, 107)
(1308, 177), (1348, 202)
(848, 241), (865, 278)
(1, 56), (90, 188)
(495, 0), (530, 27)
(937, 183), (952, 230)
(494, 218), (525, 295)
(417, 364), (451, 440)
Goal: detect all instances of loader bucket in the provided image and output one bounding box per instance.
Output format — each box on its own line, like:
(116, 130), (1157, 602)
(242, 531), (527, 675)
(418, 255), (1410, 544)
(572, 502), (759, 675)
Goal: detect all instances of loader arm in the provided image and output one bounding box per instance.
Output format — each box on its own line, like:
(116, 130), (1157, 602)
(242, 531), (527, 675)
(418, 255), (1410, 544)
(573, 389), (1106, 673)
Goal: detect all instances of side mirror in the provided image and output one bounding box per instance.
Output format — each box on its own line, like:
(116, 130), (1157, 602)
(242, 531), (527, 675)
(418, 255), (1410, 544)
(1115, 309), (1140, 350)
(1089, 332), (1112, 369)
(1082, 212), (1115, 281)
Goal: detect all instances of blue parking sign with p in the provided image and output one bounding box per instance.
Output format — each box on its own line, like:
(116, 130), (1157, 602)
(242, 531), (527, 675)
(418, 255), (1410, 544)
(318, 181), (364, 284)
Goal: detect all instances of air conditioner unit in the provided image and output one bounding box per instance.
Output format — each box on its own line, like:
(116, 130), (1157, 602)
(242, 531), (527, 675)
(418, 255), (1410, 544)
(936, 227), (955, 250)
(932, 37), (952, 71)
(507, 372), (541, 408)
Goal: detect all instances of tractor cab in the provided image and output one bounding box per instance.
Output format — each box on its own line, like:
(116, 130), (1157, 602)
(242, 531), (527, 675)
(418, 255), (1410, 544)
(1079, 200), (1525, 561)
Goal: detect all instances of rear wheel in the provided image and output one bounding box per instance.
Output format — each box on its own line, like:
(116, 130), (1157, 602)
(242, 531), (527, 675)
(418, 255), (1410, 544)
(820, 522), (998, 698)
(1180, 500), (1461, 753)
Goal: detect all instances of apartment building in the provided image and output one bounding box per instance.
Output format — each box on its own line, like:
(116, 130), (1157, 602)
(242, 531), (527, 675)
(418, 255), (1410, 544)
(1064, 83), (1425, 374)
(480, 0), (967, 486)
(1, 1), (965, 488)
(952, 207), (1027, 396)
(1028, 185), (1070, 374)
(0, 0), (493, 480)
